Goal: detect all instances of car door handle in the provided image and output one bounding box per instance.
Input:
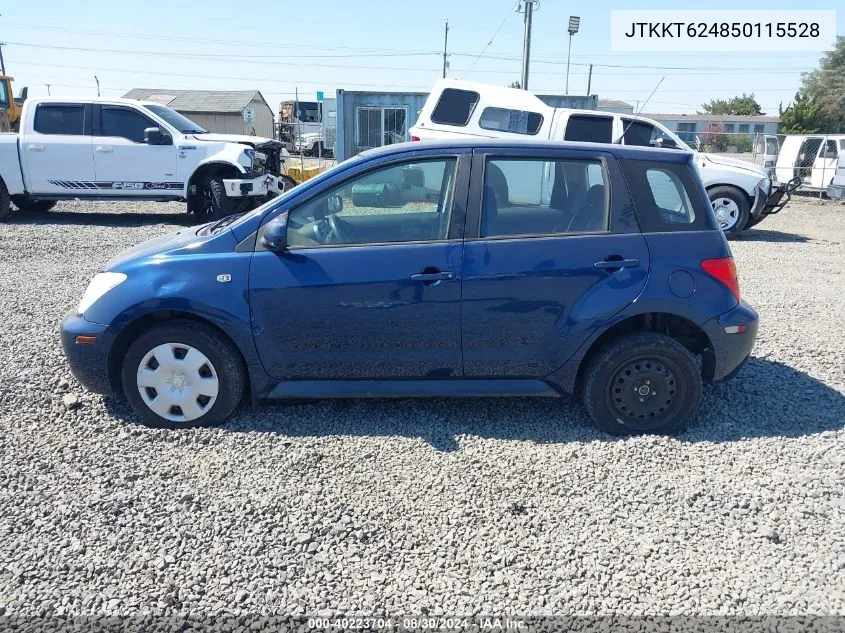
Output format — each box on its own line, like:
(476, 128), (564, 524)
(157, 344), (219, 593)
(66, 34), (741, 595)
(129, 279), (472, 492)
(410, 271), (456, 285)
(594, 258), (640, 271)
(27, 144), (45, 151)
(95, 146), (113, 153)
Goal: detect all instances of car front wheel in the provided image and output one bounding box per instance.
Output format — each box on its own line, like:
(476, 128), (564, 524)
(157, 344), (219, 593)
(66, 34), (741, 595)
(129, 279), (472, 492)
(709, 186), (750, 235)
(121, 320), (246, 429)
(582, 332), (703, 436)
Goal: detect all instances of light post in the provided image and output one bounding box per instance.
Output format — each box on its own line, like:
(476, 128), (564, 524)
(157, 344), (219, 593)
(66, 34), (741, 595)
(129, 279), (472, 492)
(565, 16), (580, 95)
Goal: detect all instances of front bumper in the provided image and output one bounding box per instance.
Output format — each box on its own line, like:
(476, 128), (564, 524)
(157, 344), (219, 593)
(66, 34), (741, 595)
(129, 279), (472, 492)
(222, 173), (281, 198)
(701, 302), (759, 382)
(60, 311), (123, 395)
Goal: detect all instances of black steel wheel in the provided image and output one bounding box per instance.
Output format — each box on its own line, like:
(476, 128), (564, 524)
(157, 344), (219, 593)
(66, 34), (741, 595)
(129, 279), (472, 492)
(582, 332), (703, 436)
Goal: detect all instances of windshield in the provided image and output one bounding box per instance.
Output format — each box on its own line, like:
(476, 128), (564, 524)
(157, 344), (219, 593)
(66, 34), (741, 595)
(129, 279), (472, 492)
(144, 104), (207, 134)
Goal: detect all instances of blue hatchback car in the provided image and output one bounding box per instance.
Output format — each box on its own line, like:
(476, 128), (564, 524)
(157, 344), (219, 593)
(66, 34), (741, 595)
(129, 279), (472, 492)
(61, 140), (758, 435)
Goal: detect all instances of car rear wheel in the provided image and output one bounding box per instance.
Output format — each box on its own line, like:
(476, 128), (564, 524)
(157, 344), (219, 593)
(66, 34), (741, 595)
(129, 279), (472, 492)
(0, 179), (11, 221)
(709, 186), (750, 235)
(121, 320), (246, 429)
(582, 332), (702, 436)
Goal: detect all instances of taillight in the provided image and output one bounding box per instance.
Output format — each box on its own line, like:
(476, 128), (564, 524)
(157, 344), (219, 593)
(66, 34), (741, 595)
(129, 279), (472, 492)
(410, 135), (421, 142)
(701, 257), (740, 302)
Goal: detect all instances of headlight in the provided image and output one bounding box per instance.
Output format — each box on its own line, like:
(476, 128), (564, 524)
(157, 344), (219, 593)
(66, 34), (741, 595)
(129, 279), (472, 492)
(238, 149), (256, 168)
(756, 177), (772, 195)
(77, 272), (127, 316)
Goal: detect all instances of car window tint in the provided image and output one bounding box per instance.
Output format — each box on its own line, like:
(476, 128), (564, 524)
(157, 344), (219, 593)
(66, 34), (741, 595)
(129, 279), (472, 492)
(430, 89), (479, 126)
(101, 107), (155, 143)
(620, 159), (716, 232)
(564, 115), (613, 143)
(480, 158), (609, 238)
(34, 104), (85, 135)
(479, 107), (543, 135)
(287, 158), (458, 247)
(621, 119), (659, 147)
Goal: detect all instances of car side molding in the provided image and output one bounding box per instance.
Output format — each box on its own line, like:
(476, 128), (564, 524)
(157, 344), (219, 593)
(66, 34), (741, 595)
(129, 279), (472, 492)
(267, 378), (563, 400)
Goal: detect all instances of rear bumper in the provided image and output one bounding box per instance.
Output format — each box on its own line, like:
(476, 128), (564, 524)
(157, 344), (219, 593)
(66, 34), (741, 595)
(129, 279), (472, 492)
(701, 302), (759, 382)
(826, 184), (845, 200)
(60, 311), (122, 395)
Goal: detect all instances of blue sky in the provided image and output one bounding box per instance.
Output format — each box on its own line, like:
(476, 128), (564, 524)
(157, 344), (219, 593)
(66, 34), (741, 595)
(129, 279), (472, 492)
(1, 0), (841, 115)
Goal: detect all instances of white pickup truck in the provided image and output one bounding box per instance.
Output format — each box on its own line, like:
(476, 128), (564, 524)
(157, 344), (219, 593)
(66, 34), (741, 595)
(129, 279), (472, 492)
(0, 96), (290, 221)
(410, 80), (796, 234)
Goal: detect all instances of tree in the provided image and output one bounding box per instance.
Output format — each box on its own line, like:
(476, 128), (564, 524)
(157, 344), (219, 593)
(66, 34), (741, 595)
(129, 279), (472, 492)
(779, 91), (829, 133)
(699, 94), (764, 116)
(800, 35), (845, 132)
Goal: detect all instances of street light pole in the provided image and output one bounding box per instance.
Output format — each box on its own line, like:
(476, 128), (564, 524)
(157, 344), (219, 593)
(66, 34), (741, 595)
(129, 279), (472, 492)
(565, 16), (580, 95)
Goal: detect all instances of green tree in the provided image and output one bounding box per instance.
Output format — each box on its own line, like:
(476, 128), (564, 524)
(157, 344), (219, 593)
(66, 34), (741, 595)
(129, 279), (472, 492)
(699, 94), (764, 116)
(779, 91), (829, 133)
(801, 35), (845, 132)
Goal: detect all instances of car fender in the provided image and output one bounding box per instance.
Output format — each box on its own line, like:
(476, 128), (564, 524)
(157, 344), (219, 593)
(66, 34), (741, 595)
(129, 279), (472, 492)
(183, 147), (249, 198)
(0, 136), (26, 195)
(694, 156), (763, 198)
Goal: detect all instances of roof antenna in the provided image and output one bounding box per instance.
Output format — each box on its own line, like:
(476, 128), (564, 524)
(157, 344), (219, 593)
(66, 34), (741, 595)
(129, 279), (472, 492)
(614, 76), (664, 144)
(94, 75), (100, 97)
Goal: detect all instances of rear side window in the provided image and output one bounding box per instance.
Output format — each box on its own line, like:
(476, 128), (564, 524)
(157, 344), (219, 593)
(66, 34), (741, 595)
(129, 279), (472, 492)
(100, 107), (156, 143)
(621, 159), (716, 232)
(564, 115), (613, 143)
(430, 89), (479, 126)
(479, 107), (543, 135)
(621, 120), (659, 147)
(34, 104), (85, 135)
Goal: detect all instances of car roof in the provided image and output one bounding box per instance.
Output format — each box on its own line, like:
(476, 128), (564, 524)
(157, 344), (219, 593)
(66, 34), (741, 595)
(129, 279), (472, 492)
(361, 139), (694, 164)
(29, 96), (164, 108)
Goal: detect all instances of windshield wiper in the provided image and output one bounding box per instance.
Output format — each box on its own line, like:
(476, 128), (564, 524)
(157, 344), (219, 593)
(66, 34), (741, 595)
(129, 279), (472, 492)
(206, 213), (245, 235)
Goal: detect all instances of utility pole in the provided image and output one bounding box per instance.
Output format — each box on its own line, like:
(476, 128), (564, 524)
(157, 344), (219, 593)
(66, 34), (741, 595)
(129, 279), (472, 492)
(519, 1), (535, 89)
(442, 20), (449, 78)
(586, 64), (593, 96)
(0, 42), (6, 75)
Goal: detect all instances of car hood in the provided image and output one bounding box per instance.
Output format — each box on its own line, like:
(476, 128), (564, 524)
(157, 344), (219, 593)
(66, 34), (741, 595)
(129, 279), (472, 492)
(192, 133), (280, 147)
(105, 226), (227, 270)
(701, 152), (768, 177)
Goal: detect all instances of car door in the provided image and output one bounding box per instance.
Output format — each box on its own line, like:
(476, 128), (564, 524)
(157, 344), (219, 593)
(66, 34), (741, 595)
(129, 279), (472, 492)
(812, 139), (839, 189)
(92, 104), (178, 194)
(461, 149), (649, 377)
(249, 150), (469, 379)
(21, 102), (95, 195)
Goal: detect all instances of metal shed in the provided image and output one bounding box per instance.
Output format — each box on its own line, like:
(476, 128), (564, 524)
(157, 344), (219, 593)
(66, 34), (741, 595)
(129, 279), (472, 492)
(122, 89), (275, 138)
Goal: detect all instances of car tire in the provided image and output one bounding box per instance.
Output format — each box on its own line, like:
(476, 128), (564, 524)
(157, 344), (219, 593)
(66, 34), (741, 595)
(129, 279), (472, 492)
(0, 179), (11, 221)
(11, 195), (57, 213)
(582, 332), (703, 436)
(196, 178), (234, 221)
(708, 186), (750, 235)
(279, 174), (298, 193)
(121, 320), (246, 429)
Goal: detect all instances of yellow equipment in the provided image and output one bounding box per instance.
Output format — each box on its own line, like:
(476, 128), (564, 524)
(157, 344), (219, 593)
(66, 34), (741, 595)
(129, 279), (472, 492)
(0, 76), (26, 133)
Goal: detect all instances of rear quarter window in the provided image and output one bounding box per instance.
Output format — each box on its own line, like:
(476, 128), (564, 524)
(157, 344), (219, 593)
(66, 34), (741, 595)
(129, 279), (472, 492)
(430, 89), (480, 127)
(620, 159), (717, 232)
(564, 115), (614, 143)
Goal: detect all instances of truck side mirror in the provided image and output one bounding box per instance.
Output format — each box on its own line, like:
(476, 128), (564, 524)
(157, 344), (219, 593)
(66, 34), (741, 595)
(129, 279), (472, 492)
(653, 137), (678, 150)
(144, 126), (172, 145)
(260, 214), (288, 251)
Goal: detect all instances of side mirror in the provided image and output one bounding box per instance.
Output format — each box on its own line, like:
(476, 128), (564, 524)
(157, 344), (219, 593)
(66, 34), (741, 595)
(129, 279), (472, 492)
(327, 194), (343, 214)
(144, 126), (172, 145)
(653, 137), (678, 149)
(260, 214), (288, 251)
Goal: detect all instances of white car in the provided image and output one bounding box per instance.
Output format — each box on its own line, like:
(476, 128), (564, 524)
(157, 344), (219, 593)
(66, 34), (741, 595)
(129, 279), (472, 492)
(0, 96), (289, 221)
(410, 79), (793, 234)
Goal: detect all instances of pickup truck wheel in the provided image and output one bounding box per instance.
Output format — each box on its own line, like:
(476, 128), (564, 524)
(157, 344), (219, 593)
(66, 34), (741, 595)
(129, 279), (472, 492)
(11, 196), (57, 213)
(708, 186), (750, 235)
(121, 320), (246, 429)
(199, 178), (234, 220)
(582, 332), (702, 436)
(0, 180), (11, 221)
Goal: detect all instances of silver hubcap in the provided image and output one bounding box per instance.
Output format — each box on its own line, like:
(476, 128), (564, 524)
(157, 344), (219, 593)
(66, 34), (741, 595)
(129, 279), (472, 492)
(713, 198), (740, 230)
(136, 343), (219, 422)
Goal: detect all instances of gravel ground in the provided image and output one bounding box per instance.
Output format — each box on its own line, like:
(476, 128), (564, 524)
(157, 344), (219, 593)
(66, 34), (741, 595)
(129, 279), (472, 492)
(1, 198), (844, 623)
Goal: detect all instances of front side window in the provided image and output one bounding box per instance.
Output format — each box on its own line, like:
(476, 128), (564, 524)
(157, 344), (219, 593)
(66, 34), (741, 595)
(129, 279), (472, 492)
(430, 89), (479, 126)
(287, 158), (457, 247)
(822, 140), (838, 158)
(480, 158), (609, 238)
(100, 107), (156, 143)
(621, 119), (659, 147)
(564, 115), (614, 143)
(0, 82), (8, 108)
(33, 104), (85, 135)
(479, 107), (543, 135)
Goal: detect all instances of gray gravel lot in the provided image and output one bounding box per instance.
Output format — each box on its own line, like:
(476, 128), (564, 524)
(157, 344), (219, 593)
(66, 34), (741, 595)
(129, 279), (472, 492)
(0, 198), (844, 621)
